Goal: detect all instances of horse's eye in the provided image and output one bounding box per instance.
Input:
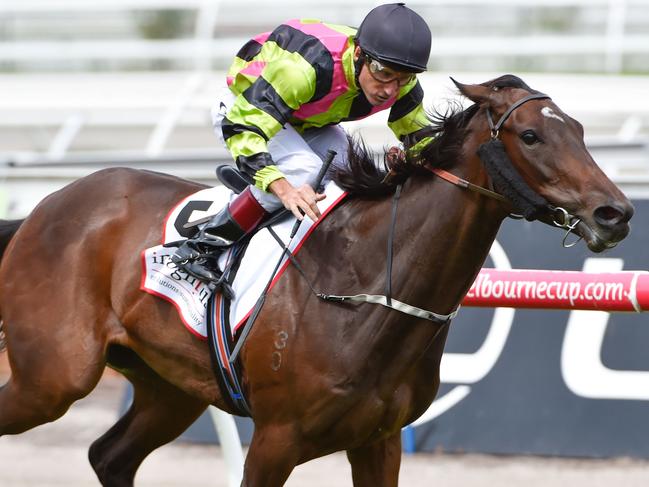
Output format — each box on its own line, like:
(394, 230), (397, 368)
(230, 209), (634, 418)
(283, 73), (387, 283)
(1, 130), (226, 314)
(520, 130), (539, 145)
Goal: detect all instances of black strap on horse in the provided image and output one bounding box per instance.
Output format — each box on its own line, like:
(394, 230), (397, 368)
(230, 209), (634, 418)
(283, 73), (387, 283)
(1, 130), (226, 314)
(485, 92), (550, 139)
(482, 93), (553, 220)
(257, 184), (459, 328)
(385, 184), (401, 306)
(428, 92), (584, 246)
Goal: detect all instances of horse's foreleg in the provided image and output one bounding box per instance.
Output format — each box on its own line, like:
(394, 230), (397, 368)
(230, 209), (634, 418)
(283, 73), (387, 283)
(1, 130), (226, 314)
(89, 360), (207, 487)
(346, 432), (402, 487)
(242, 425), (301, 487)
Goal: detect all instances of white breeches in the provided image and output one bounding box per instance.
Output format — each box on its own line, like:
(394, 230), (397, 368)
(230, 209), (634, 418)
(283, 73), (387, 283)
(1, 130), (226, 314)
(211, 89), (350, 212)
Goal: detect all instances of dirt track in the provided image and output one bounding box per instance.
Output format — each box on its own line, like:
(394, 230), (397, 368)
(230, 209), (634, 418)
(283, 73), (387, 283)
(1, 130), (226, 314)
(1, 373), (648, 487)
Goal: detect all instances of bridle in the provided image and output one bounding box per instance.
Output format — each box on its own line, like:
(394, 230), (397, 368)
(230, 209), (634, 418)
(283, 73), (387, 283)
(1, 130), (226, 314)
(427, 92), (583, 248)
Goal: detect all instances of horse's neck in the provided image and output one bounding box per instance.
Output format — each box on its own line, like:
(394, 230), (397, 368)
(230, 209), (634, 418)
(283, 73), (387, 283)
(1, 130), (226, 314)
(388, 158), (506, 315)
(322, 157), (506, 317)
(309, 156), (507, 393)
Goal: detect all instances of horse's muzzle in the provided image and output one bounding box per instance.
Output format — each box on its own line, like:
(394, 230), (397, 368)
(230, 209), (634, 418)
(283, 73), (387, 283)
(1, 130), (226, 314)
(579, 201), (634, 252)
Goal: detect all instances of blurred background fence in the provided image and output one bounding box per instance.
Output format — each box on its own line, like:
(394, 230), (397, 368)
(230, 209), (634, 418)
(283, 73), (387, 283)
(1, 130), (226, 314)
(1, 0), (648, 218)
(2, 0), (649, 73)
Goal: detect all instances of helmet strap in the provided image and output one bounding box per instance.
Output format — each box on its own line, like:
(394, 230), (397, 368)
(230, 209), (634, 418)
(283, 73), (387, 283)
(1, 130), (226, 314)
(353, 48), (366, 85)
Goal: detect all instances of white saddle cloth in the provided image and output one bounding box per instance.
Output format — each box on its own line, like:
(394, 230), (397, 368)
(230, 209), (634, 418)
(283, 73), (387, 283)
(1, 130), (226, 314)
(141, 182), (346, 338)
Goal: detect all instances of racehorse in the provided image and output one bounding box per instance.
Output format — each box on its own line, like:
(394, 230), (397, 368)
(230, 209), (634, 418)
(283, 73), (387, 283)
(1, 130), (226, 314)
(0, 75), (633, 486)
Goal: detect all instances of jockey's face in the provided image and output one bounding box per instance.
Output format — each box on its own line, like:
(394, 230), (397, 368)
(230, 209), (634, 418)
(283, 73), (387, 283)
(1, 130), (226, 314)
(354, 46), (413, 106)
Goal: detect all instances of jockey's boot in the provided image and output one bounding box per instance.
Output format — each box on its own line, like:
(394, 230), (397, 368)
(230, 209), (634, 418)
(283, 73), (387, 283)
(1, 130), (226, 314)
(172, 187), (267, 288)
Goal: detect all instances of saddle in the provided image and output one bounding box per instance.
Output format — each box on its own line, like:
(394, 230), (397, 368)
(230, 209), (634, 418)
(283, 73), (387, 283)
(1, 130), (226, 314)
(216, 165), (252, 194)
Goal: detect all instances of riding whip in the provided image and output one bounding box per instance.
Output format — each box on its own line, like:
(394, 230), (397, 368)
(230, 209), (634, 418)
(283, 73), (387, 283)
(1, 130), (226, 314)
(229, 149), (337, 364)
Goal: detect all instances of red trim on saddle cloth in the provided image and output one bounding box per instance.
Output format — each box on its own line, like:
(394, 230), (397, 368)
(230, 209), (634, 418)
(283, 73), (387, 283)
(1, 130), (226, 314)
(228, 187), (267, 233)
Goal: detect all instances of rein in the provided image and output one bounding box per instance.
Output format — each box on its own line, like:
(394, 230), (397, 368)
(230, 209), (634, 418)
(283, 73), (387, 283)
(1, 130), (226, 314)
(427, 167), (508, 204)
(425, 92), (584, 248)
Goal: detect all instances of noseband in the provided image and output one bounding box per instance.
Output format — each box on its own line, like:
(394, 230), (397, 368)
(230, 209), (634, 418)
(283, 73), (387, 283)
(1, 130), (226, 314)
(429, 92), (583, 248)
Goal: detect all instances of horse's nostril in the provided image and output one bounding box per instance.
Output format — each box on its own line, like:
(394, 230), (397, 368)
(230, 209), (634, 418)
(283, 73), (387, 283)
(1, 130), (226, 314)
(594, 203), (632, 226)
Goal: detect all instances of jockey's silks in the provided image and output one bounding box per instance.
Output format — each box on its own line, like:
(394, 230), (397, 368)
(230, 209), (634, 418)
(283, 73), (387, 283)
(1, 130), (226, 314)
(222, 19), (430, 192)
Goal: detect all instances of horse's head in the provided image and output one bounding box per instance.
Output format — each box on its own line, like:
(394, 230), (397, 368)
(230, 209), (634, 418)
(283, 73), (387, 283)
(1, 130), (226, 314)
(453, 75), (633, 252)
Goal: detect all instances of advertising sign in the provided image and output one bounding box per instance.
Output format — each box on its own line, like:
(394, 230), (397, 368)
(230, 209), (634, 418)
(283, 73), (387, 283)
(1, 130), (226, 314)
(412, 199), (649, 457)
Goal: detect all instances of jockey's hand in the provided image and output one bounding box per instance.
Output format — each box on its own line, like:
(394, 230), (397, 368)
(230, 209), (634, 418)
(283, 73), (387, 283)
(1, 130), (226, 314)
(386, 146), (407, 170)
(268, 178), (326, 221)
(382, 146), (409, 185)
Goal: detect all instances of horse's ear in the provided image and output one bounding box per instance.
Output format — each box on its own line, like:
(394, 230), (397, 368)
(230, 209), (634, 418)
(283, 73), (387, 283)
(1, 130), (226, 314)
(450, 77), (491, 104)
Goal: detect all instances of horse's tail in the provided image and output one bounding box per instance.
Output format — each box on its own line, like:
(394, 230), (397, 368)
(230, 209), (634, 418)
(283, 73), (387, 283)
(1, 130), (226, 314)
(0, 219), (24, 352)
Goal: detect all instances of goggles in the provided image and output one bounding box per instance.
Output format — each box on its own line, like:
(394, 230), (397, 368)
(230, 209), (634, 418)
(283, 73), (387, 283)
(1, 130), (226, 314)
(365, 56), (416, 87)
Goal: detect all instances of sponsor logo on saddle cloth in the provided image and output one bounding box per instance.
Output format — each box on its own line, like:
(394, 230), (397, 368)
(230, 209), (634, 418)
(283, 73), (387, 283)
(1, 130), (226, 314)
(141, 182), (346, 339)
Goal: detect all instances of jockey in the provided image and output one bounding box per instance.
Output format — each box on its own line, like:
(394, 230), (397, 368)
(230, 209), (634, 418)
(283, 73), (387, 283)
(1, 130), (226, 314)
(173, 2), (432, 284)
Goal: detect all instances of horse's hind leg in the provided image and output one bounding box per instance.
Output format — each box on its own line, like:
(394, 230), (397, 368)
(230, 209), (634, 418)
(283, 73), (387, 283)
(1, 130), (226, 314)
(346, 432), (402, 487)
(0, 315), (106, 435)
(89, 348), (207, 487)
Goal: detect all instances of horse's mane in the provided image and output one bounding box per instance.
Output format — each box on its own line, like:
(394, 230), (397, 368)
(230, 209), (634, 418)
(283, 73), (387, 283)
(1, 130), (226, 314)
(334, 74), (534, 197)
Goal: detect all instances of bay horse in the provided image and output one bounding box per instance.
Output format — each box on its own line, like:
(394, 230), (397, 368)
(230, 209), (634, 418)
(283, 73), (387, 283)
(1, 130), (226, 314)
(0, 75), (633, 486)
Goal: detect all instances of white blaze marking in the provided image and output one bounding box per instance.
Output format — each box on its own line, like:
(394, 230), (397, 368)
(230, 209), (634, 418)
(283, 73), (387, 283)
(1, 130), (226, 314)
(542, 106), (565, 123)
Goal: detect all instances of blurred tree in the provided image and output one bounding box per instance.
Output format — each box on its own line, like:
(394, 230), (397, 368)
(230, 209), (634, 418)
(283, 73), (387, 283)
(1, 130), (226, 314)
(134, 9), (194, 39)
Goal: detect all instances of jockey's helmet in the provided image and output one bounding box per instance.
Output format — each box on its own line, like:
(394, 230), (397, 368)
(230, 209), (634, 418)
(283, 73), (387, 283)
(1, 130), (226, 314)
(355, 3), (432, 73)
